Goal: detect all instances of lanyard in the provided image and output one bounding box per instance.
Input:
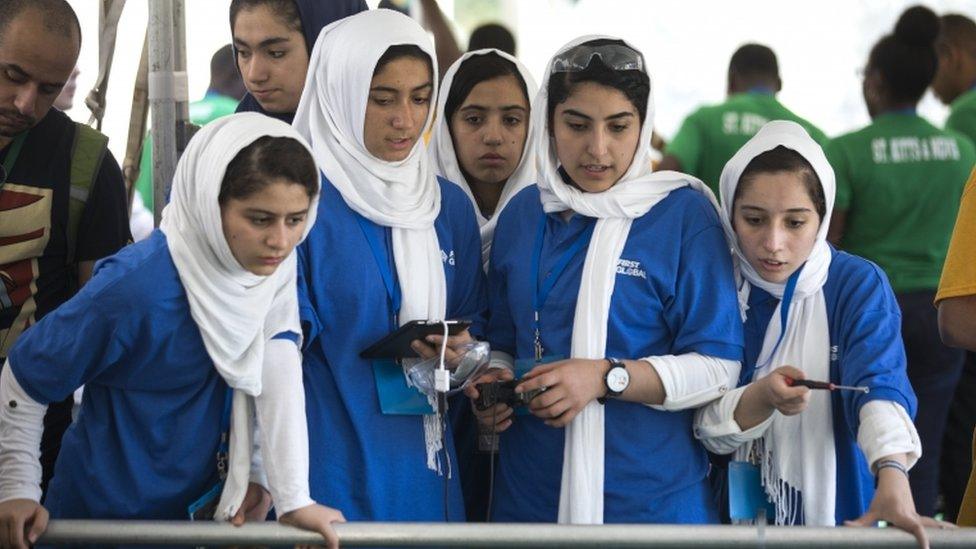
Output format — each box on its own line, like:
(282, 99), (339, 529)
(216, 386), (233, 481)
(752, 265), (801, 374)
(356, 214), (402, 327)
(0, 132), (27, 188)
(530, 214), (595, 361)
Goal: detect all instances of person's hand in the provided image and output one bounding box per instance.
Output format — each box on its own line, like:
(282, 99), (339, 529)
(516, 359), (606, 428)
(0, 498), (48, 549)
(844, 459), (953, 549)
(756, 366), (810, 416)
(230, 482), (273, 526)
(464, 368), (515, 432)
(411, 329), (475, 368)
(280, 503), (346, 549)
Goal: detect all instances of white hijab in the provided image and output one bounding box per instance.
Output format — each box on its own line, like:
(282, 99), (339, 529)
(159, 112), (320, 519)
(292, 9), (448, 471)
(429, 48), (538, 268)
(718, 120), (837, 526)
(160, 112), (319, 395)
(293, 8), (445, 333)
(535, 36), (718, 524)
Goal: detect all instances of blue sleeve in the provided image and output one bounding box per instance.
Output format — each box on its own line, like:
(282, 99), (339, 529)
(446, 192), (488, 339)
(485, 215), (517, 356)
(295, 241), (323, 351)
(834, 264), (917, 435)
(8, 291), (127, 405)
(666, 208), (744, 361)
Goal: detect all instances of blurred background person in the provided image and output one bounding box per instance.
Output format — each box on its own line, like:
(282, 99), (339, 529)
(825, 5), (976, 518)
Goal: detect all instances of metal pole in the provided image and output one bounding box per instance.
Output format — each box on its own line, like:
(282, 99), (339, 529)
(172, 0), (192, 154)
(37, 521), (976, 547)
(148, 0), (185, 227)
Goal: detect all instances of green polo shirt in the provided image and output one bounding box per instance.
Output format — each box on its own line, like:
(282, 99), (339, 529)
(665, 92), (828, 194)
(826, 112), (976, 293)
(946, 87), (976, 145)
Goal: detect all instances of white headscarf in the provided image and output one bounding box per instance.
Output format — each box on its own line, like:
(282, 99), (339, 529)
(292, 9), (448, 471)
(159, 112), (320, 520)
(160, 112), (319, 395)
(293, 8), (445, 333)
(717, 120), (837, 526)
(535, 36), (719, 524)
(429, 48), (538, 268)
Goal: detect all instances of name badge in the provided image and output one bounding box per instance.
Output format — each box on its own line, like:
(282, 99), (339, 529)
(372, 358), (435, 415)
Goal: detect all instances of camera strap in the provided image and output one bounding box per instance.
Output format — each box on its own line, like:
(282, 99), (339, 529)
(530, 215), (595, 361)
(356, 214), (402, 327)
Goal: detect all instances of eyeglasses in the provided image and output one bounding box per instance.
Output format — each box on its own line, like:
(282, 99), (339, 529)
(551, 43), (644, 74)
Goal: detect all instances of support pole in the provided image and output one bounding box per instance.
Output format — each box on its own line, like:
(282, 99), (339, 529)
(148, 0), (187, 226)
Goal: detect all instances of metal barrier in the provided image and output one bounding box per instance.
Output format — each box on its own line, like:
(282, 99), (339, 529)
(36, 520), (976, 547)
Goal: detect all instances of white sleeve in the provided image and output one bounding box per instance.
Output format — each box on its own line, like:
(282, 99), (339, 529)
(254, 339), (314, 515)
(0, 363), (45, 503)
(248, 423), (269, 490)
(857, 399), (921, 472)
(693, 385), (774, 455)
(642, 353), (740, 410)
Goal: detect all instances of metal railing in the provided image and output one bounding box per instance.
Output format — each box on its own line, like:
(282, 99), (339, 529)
(36, 521), (976, 547)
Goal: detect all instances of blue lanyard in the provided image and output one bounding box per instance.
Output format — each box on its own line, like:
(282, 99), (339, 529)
(217, 386), (233, 481)
(356, 214), (401, 326)
(753, 265), (801, 372)
(530, 214), (595, 360)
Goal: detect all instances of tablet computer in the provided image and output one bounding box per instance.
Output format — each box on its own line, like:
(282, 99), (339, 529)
(359, 319), (473, 359)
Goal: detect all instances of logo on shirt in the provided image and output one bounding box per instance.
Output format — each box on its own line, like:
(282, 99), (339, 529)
(722, 112), (770, 136)
(616, 258), (647, 279)
(870, 136), (962, 164)
(830, 345), (839, 362)
(441, 250), (455, 266)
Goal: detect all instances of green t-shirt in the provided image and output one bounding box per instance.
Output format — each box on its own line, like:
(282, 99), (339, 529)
(826, 112), (976, 293)
(136, 93), (240, 211)
(946, 87), (976, 145)
(665, 92), (828, 195)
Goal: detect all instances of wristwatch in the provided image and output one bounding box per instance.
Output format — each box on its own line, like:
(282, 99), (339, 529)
(598, 357), (629, 404)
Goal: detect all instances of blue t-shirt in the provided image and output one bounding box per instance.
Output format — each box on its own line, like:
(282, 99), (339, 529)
(738, 248), (917, 524)
(296, 175), (487, 521)
(486, 185), (743, 523)
(10, 232), (230, 520)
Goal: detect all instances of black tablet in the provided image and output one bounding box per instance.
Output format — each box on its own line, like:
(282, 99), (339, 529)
(359, 319), (473, 359)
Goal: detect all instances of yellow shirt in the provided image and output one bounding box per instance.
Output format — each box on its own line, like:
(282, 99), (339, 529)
(936, 167), (976, 303)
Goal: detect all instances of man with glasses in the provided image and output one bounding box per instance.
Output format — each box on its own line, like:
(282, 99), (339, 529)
(0, 0), (130, 497)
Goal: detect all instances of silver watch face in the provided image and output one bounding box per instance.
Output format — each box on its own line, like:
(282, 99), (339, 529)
(607, 366), (629, 393)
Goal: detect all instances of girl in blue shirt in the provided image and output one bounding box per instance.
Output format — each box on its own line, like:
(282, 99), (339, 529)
(0, 114), (343, 548)
(470, 36), (743, 524)
(290, 9), (486, 522)
(694, 120), (941, 546)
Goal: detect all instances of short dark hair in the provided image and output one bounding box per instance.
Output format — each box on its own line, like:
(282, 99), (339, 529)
(546, 39), (649, 130)
(219, 136), (318, 205)
(468, 23), (516, 56)
(867, 5), (939, 104)
(229, 0), (303, 37)
(937, 13), (976, 58)
(444, 51), (528, 128)
(374, 44), (433, 79)
(735, 145), (827, 220)
(728, 43), (779, 81)
(0, 0), (81, 48)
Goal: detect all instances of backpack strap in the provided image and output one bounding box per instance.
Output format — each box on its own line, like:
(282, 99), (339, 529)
(67, 123), (109, 266)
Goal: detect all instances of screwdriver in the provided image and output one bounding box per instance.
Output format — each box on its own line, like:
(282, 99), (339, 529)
(784, 376), (870, 393)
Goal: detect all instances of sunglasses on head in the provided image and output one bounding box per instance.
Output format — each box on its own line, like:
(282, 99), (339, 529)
(551, 43), (644, 74)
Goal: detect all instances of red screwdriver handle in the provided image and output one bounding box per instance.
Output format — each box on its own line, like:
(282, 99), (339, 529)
(784, 377), (832, 390)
